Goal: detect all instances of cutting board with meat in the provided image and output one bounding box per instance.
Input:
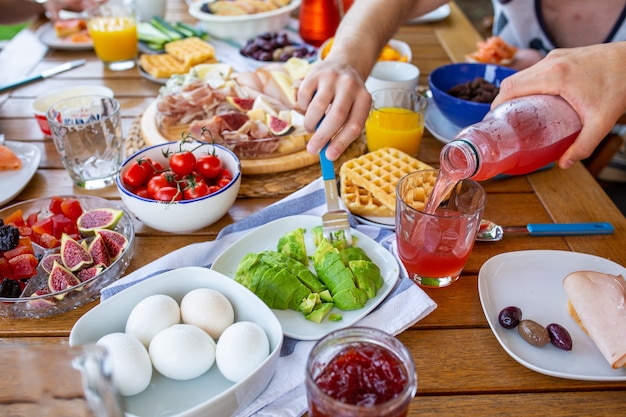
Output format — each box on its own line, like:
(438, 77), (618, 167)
(140, 60), (322, 175)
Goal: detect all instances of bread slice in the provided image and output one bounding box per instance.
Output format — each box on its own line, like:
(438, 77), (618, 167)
(54, 19), (87, 38)
(563, 271), (626, 369)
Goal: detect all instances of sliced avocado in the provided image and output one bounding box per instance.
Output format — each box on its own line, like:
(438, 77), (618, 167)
(288, 285), (311, 311)
(318, 289), (333, 303)
(261, 251), (326, 293)
(340, 246), (371, 264)
(277, 227), (308, 265)
(305, 302), (334, 323)
(333, 287), (367, 310)
(298, 293), (318, 314)
(328, 313), (343, 322)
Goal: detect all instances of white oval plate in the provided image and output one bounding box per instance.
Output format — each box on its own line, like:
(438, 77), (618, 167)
(424, 95), (462, 144)
(478, 250), (626, 381)
(353, 214), (395, 230)
(70, 267), (283, 417)
(211, 214), (400, 340)
(36, 22), (93, 51)
(0, 141), (41, 206)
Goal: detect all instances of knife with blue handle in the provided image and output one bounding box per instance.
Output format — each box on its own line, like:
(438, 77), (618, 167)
(0, 59), (86, 93)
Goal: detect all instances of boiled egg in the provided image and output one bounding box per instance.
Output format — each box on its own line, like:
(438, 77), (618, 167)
(149, 324), (216, 380)
(216, 321), (270, 382)
(125, 294), (181, 347)
(180, 288), (234, 339)
(97, 332), (152, 396)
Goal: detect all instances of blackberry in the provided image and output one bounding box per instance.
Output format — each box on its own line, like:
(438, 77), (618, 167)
(0, 224), (20, 251)
(0, 279), (22, 298)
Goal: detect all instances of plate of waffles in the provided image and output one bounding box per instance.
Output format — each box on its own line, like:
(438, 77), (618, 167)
(138, 37), (218, 84)
(339, 147), (433, 230)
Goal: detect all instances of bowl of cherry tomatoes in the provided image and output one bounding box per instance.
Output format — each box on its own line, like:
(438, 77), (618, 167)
(116, 139), (241, 233)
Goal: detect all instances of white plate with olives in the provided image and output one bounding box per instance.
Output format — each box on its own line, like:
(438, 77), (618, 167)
(478, 250), (626, 381)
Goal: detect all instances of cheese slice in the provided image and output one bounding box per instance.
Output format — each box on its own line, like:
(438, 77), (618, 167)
(563, 271), (626, 369)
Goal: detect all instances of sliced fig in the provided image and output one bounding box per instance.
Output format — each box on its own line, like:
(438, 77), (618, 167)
(88, 235), (111, 268)
(40, 253), (62, 274)
(48, 261), (81, 299)
(60, 233), (93, 272)
(95, 229), (128, 261)
(28, 289), (56, 308)
(226, 96), (254, 112)
(266, 114), (293, 136)
(76, 265), (104, 282)
(77, 208), (124, 235)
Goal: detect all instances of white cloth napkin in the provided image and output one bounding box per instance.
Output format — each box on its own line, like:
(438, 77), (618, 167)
(101, 177), (437, 417)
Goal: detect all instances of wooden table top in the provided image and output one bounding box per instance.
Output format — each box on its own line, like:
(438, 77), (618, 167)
(1, 2), (625, 416)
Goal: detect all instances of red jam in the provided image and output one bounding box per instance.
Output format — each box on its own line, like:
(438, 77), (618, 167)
(314, 342), (409, 406)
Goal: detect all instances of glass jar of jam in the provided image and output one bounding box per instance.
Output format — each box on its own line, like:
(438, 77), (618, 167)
(305, 327), (417, 417)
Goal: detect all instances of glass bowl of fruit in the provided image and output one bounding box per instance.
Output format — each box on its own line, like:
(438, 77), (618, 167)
(0, 195), (135, 319)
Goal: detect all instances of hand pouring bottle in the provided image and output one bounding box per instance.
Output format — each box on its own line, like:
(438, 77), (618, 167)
(439, 95), (582, 182)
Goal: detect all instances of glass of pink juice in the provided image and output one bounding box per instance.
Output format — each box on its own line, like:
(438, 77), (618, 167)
(396, 170), (486, 288)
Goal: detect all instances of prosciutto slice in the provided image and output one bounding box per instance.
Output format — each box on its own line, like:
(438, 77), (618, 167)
(563, 271), (626, 368)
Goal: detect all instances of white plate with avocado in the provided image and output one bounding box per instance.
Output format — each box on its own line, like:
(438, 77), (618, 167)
(211, 215), (400, 340)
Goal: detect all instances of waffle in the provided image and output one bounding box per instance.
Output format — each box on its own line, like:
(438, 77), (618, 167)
(339, 147), (432, 215)
(340, 172), (394, 217)
(164, 37), (216, 67)
(139, 53), (191, 79)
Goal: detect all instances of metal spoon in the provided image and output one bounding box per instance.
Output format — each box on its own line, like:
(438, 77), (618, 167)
(476, 219), (614, 242)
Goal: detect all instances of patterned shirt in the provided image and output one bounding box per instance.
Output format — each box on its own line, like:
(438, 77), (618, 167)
(492, 0), (626, 56)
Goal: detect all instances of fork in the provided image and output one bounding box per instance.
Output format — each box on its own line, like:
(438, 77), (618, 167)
(319, 141), (353, 247)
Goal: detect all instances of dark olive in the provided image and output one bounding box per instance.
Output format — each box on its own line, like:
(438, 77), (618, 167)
(498, 306), (522, 329)
(546, 323), (573, 351)
(518, 319), (550, 347)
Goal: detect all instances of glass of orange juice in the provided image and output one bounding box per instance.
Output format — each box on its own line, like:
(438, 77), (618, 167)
(88, 0), (138, 71)
(365, 89), (428, 156)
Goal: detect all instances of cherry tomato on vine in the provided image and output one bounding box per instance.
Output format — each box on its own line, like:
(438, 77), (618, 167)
(147, 172), (174, 198)
(169, 151), (196, 176)
(134, 186), (149, 199)
(196, 154), (222, 179)
(183, 182), (211, 200)
(123, 159), (150, 188)
(154, 187), (182, 202)
(216, 177), (231, 188)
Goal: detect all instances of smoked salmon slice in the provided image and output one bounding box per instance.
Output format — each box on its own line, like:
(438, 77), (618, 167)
(466, 36), (517, 65)
(0, 145), (22, 171)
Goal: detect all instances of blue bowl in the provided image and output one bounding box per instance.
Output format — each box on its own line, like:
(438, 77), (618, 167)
(428, 63), (516, 128)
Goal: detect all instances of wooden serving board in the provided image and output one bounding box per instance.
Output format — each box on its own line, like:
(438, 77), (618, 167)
(140, 101), (319, 175)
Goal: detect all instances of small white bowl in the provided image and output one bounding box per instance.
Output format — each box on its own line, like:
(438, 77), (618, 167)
(69, 266), (283, 417)
(116, 142), (242, 233)
(32, 85), (114, 137)
(188, 0), (301, 40)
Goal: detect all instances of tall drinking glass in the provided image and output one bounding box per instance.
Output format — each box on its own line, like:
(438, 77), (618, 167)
(396, 169), (486, 288)
(88, 0), (138, 71)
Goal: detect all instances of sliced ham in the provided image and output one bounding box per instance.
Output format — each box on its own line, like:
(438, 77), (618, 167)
(563, 271), (626, 369)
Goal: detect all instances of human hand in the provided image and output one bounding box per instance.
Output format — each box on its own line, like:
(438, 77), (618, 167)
(44, 0), (102, 21)
(492, 42), (626, 169)
(297, 58), (372, 161)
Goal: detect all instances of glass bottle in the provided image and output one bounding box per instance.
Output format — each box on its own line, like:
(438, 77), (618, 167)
(299, 0), (341, 47)
(439, 94), (582, 182)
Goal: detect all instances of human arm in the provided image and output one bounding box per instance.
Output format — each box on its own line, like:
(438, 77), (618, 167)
(297, 0), (448, 160)
(492, 42), (626, 169)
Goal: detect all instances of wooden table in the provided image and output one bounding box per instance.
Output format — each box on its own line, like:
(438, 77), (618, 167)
(1, 2), (625, 415)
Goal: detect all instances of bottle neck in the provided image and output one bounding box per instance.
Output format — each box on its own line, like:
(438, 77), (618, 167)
(439, 139), (480, 181)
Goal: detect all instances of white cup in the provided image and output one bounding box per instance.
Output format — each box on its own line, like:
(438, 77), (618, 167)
(365, 61), (420, 93)
(135, 0), (167, 21)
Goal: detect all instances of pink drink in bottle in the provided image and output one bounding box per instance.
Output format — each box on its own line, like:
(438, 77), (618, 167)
(426, 95), (582, 213)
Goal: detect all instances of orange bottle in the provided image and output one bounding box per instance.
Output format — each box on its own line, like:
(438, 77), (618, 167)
(299, 0), (341, 47)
